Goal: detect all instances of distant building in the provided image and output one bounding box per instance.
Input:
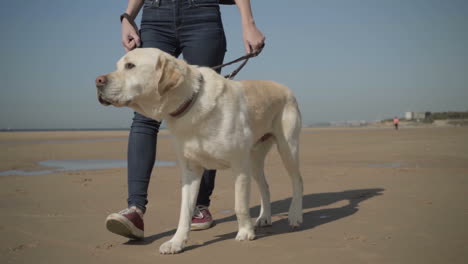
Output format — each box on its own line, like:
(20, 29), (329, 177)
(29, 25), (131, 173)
(405, 112), (413, 120)
(405, 112), (431, 121)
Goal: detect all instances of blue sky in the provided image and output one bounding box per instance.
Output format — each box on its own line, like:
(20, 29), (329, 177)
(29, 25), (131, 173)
(1, 0), (467, 129)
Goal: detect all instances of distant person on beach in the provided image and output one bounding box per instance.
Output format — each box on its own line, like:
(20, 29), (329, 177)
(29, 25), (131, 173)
(393, 117), (399, 130)
(104, 0), (265, 240)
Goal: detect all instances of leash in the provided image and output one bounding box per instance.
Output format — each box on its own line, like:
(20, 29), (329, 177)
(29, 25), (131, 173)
(119, 13), (263, 79)
(211, 45), (264, 79)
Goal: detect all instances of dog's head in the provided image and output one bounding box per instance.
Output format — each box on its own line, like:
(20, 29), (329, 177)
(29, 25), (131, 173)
(95, 48), (187, 119)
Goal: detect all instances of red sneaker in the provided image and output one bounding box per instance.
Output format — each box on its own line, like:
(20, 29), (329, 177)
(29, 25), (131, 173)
(105, 207), (144, 239)
(191, 205), (215, 231)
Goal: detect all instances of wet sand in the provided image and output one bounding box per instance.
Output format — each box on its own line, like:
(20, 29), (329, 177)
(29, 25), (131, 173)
(1, 127), (467, 263)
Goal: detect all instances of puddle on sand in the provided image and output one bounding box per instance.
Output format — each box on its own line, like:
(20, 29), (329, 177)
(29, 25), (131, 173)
(367, 162), (404, 168)
(0, 159), (176, 176)
(0, 138), (127, 145)
(0, 135), (171, 145)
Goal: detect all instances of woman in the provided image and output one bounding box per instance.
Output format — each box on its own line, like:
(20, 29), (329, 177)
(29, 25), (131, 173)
(105, 0), (265, 239)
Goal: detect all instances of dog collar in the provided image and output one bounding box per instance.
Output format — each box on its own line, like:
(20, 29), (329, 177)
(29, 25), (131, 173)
(169, 75), (203, 118)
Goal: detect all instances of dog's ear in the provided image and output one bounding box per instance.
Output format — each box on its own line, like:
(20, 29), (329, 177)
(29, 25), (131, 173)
(155, 53), (185, 96)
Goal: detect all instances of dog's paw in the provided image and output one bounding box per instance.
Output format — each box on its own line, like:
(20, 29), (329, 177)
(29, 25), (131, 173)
(159, 240), (184, 254)
(288, 210), (303, 229)
(288, 197), (303, 229)
(255, 216), (272, 228)
(235, 228), (256, 241)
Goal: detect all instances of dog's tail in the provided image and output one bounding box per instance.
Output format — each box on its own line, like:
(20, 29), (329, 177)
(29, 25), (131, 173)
(276, 95), (301, 168)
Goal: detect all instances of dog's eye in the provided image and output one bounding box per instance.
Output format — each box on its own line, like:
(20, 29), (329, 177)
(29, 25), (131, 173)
(125, 63), (135, 70)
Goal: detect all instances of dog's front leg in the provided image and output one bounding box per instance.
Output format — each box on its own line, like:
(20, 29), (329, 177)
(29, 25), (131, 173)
(233, 163), (256, 241)
(159, 162), (203, 254)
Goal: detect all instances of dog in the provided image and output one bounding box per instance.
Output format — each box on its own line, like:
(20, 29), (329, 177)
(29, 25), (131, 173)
(95, 48), (303, 254)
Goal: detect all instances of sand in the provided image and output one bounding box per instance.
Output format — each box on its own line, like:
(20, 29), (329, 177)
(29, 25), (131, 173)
(1, 126), (467, 264)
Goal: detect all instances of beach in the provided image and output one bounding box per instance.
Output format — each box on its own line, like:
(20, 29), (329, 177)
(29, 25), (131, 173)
(1, 126), (467, 264)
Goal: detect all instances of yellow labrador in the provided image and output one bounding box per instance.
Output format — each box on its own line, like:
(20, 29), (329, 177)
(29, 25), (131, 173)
(95, 48), (303, 254)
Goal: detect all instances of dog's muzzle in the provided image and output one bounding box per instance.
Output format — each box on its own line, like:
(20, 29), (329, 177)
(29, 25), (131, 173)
(97, 94), (111, 106)
(95, 75), (112, 106)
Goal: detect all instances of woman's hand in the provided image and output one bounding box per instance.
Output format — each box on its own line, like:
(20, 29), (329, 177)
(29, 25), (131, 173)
(242, 22), (265, 55)
(234, 0), (265, 55)
(121, 18), (141, 52)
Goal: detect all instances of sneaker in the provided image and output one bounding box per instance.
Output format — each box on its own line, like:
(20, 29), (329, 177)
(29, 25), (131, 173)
(105, 206), (144, 239)
(191, 205), (214, 231)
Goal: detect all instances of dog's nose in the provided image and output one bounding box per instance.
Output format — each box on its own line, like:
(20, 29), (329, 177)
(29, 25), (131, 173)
(95, 75), (107, 87)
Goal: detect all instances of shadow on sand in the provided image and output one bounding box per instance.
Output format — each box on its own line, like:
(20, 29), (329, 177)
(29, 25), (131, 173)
(125, 188), (384, 251)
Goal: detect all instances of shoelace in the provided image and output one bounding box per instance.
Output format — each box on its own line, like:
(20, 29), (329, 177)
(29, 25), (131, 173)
(193, 206), (208, 219)
(118, 207), (143, 217)
(118, 208), (134, 215)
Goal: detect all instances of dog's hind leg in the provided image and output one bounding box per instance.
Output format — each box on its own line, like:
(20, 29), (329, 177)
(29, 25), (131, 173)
(251, 139), (274, 227)
(274, 100), (304, 228)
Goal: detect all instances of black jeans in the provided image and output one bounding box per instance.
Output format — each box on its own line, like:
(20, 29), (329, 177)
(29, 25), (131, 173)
(127, 0), (226, 212)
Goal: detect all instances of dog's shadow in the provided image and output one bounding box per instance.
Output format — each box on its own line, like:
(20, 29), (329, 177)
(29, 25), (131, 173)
(125, 188), (384, 250)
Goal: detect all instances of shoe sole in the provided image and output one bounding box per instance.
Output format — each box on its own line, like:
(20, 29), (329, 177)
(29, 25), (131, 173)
(191, 220), (215, 231)
(106, 215), (143, 240)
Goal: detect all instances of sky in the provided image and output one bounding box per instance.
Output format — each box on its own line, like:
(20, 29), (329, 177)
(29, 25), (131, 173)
(0, 0), (467, 129)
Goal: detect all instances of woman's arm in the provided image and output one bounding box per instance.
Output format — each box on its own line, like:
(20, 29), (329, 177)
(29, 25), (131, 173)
(121, 0), (144, 52)
(233, 0), (265, 54)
